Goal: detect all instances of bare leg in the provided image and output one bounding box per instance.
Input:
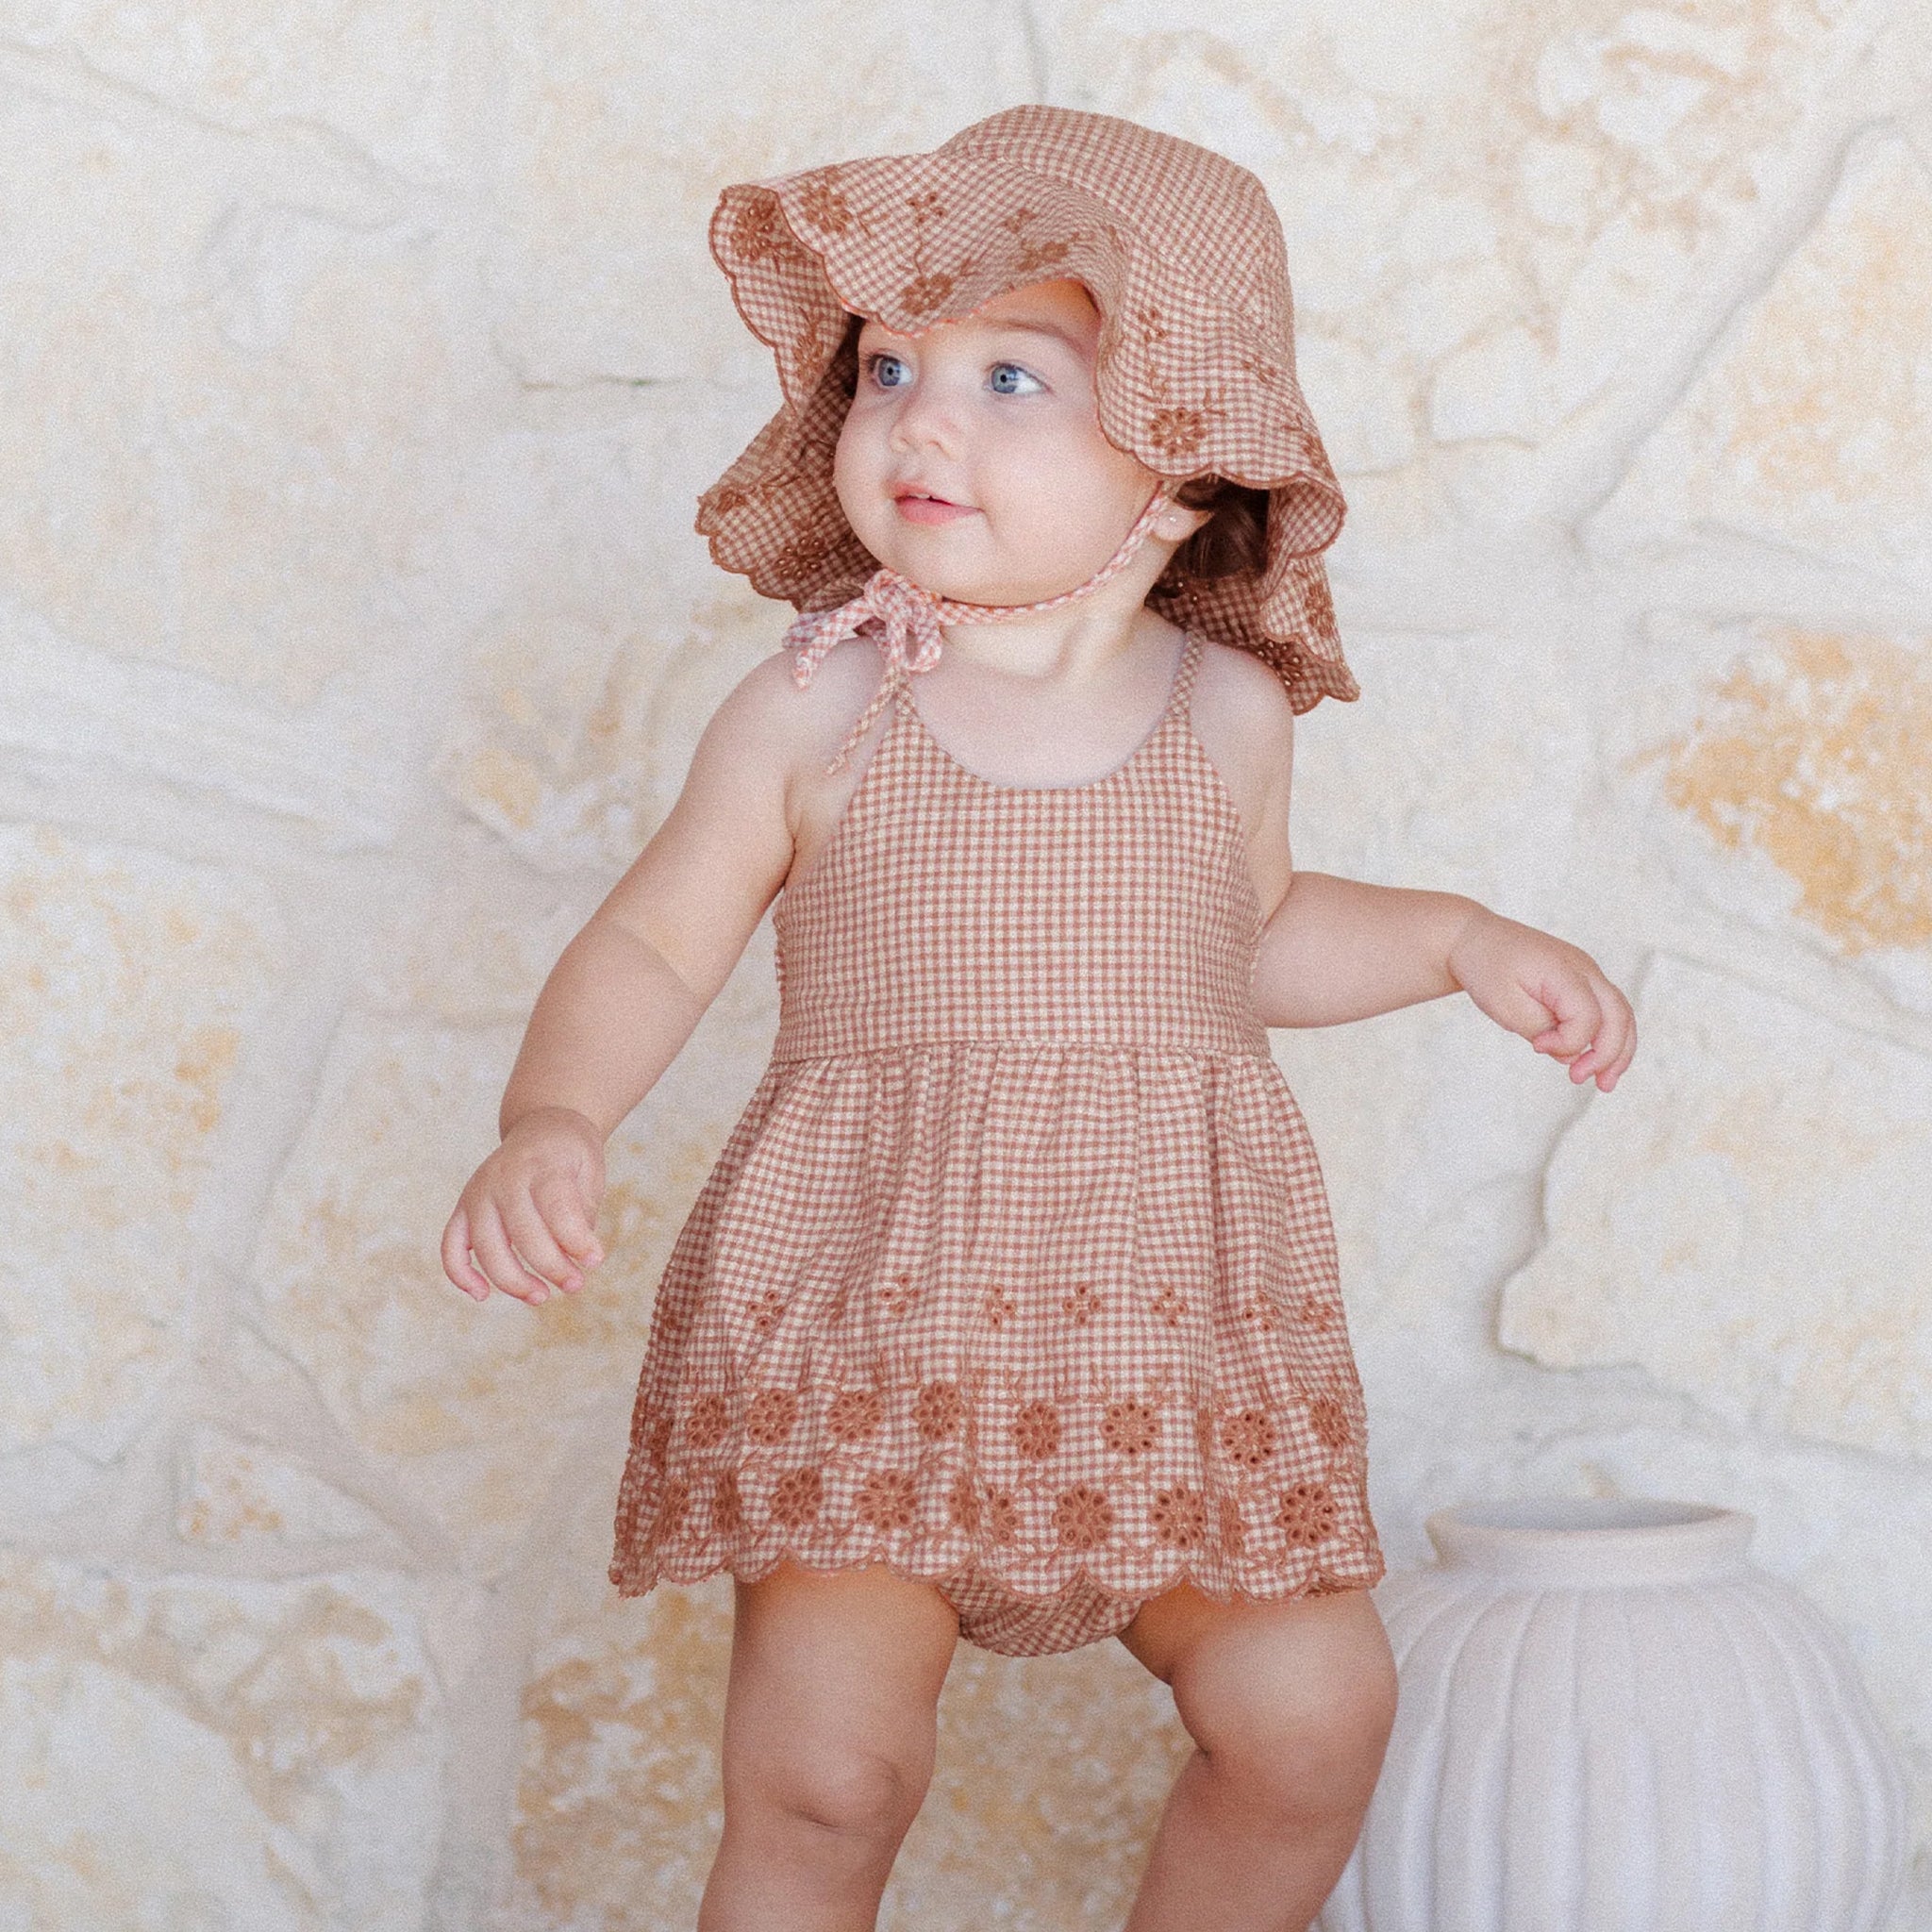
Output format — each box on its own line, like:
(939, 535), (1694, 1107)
(698, 1557), (961, 1932)
(1114, 1582), (1397, 1932)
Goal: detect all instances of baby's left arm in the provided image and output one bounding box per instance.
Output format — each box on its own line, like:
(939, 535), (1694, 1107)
(1251, 873), (1637, 1091)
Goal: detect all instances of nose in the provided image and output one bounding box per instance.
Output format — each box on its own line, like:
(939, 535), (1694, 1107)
(886, 369), (964, 458)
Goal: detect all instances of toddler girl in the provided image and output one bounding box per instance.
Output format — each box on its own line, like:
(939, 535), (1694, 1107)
(442, 107), (1636, 1932)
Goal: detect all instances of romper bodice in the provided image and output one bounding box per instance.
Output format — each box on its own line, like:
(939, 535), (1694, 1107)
(771, 628), (1271, 1063)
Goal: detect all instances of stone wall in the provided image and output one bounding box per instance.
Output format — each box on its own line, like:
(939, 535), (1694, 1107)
(4, 3), (1928, 1925)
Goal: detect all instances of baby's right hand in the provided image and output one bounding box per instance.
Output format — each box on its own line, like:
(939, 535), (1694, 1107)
(441, 1107), (608, 1306)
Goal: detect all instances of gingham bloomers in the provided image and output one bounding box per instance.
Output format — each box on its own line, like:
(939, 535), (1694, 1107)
(608, 630), (1385, 1656)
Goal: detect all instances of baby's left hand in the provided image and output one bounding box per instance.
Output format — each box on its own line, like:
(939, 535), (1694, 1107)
(1446, 908), (1637, 1091)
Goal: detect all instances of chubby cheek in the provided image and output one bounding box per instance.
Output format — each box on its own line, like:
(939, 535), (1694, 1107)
(830, 420), (888, 541)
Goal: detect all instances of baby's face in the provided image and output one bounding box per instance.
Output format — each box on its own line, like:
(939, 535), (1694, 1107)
(833, 277), (1164, 607)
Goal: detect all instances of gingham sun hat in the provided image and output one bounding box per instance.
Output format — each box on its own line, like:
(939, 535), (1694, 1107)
(695, 104), (1357, 719)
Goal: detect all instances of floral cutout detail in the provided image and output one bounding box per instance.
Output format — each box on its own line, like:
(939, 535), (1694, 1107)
(1149, 1285), (1188, 1329)
(747, 1287), (785, 1335)
(983, 1284), (1017, 1329)
(881, 1271), (925, 1318)
(1152, 1486), (1208, 1547)
(1054, 1484), (1114, 1551)
(1275, 1480), (1339, 1547)
(651, 1476), (692, 1541)
(1241, 1293), (1283, 1332)
(1221, 1407), (1278, 1470)
(1298, 1291), (1337, 1331)
(770, 1465), (824, 1527)
(1305, 1394), (1354, 1453)
(796, 173), (858, 238)
(643, 1409), (674, 1468)
(1100, 1398), (1158, 1458)
(745, 1389), (799, 1446)
(897, 189), (976, 320)
(1000, 204), (1079, 278)
(1061, 1281), (1103, 1325)
(914, 1380), (966, 1441)
(1012, 1399), (1062, 1461)
(858, 1469), (920, 1532)
(685, 1392), (730, 1451)
(827, 1388), (886, 1443)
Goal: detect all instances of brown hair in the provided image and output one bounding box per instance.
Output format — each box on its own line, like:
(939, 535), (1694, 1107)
(1162, 475), (1271, 586)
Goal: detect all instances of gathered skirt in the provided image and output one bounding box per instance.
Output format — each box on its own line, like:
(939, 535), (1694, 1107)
(609, 1041), (1384, 1656)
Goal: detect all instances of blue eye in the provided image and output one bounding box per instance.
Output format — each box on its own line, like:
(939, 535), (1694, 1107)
(865, 352), (910, 389)
(991, 361), (1042, 395)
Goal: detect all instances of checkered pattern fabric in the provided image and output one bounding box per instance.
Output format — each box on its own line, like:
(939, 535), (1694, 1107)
(693, 104), (1359, 718)
(609, 632), (1385, 1657)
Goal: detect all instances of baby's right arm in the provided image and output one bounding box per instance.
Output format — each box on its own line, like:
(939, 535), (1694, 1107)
(441, 647), (816, 1306)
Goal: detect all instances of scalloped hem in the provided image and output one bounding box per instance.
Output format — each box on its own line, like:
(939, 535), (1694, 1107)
(609, 1544), (1385, 1657)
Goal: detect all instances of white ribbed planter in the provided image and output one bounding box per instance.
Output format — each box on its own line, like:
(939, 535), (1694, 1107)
(1318, 1497), (1906, 1932)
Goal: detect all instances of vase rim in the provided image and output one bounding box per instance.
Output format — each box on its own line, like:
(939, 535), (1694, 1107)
(1424, 1494), (1756, 1585)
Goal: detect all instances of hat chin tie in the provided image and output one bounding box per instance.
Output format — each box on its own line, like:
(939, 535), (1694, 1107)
(785, 481), (1178, 775)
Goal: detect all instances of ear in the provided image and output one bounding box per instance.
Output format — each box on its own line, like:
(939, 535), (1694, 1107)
(1153, 499), (1216, 544)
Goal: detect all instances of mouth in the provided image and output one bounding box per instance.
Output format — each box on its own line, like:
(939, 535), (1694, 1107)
(893, 486), (977, 524)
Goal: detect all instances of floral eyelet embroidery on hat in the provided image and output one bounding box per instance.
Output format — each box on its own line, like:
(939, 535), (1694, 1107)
(797, 174), (858, 238)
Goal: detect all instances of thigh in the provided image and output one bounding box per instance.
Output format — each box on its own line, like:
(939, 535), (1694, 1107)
(1116, 1580), (1397, 1782)
(722, 1558), (961, 1790)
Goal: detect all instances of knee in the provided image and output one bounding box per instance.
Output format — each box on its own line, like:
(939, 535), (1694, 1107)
(741, 1736), (934, 1840)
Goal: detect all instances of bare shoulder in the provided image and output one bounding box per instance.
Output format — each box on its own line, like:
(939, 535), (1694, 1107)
(711, 635), (891, 787)
(1188, 634), (1295, 800)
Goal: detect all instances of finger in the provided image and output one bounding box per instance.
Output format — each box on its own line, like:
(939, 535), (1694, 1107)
(532, 1174), (604, 1273)
(441, 1206), (493, 1302)
(1532, 978), (1604, 1059)
(472, 1200), (555, 1304)
(502, 1194), (583, 1296)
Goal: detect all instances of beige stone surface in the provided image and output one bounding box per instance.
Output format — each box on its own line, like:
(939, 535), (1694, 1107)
(0, 1551), (440, 1930)
(1592, 137), (1932, 576)
(0, 826), (280, 1468)
(1499, 953), (1932, 1457)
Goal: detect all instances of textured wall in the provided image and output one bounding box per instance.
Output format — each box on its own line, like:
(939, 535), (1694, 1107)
(4, 3), (1929, 1926)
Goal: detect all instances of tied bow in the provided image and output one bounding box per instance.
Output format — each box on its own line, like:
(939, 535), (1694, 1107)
(783, 567), (950, 774)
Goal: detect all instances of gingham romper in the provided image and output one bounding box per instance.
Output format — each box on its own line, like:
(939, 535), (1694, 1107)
(609, 629), (1385, 1656)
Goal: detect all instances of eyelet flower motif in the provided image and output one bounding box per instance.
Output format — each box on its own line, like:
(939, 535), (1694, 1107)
(1221, 1407), (1277, 1470)
(1011, 1400), (1062, 1461)
(906, 191), (947, 222)
(898, 270), (958, 316)
(986, 1491), (1021, 1544)
(1149, 1286), (1188, 1329)
(643, 1409), (674, 1467)
(1100, 1399), (1158, 1458)
(1152, 1485), (1208, 1547)
(1013, 237), (1071, 275)
(1306, 1395), (1354, 1452)
(731, 198), (793, 264)
(745, 1389), (799, 1446)
(1134, 304), (1170, 347)
(1146, 404), (1213, 459)
(914, 1380), (965, 1441)
(1061, 1282), (1103, 1325)
(1298, 1291), (1336, 1331)
(772, 533), (835, 583)
(827, 1388), (886, 1443)
(650, 1476), (692, 1541)
(947, 1473), (981, 1533)
(983, 1285), (1017, 1328)
(1053, 1484), (1114, 1551)
(881, 1271), (924, 1318)
(1275, 1481), (1338, 1547)
(769, 1465), (824, 1527)
(797, 176), (855, 236)
(1241, 1295), (1283, 1332)
(858, 1469), (920, 1532)
(747, 1287), (784, 1335)
(685, 1392), (730, 1450)
(712, 1470), (744, 1537)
